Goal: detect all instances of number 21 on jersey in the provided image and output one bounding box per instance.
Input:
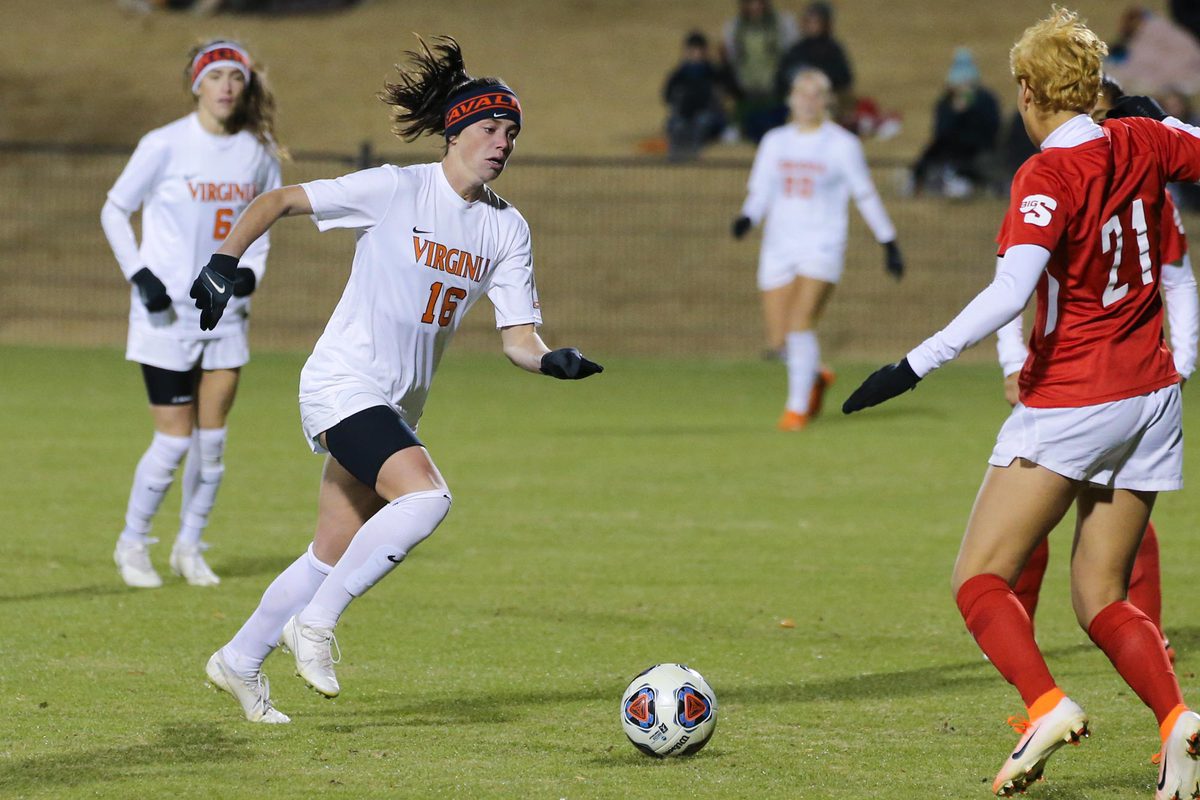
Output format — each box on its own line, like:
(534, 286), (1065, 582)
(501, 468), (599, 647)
(1100, 198), (1153, 307)
(421, 281), (467, 327)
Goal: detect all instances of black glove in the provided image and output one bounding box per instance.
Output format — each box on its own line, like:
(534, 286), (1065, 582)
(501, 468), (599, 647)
(731, 215), (752, 240)
(883, 240), (904, 280)
(1106, 95), (1167, 122)
(189, 253), (238, 331)
(540, 347), (604, 380)
(232, 267), (257, 298)
(842, 357), (921, 414)
(130, 267), (171, 312)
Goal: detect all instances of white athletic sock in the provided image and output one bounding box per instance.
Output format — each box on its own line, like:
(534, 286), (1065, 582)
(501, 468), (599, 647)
(223, 544), (333, 673)
(298, 490), (452, 631)
(785, 330), (820, 414)
(177, 427), (227, 547)
(119, 431), (192, 541)
(179, 430), (201, 535)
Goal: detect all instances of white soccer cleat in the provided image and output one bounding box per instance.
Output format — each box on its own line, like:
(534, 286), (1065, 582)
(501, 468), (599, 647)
(205, 650), (289, 724)
(279, 615), (341, 698)
(1155, 710), (1200, 800)
(992, 696), (1089, 797)
(114, 536), (163, 588)
(170, 541), (221, 586)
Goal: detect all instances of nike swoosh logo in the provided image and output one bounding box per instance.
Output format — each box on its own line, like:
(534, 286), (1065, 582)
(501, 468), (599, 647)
(413, 226), (432, 234)
(1010, 726), (1039, 760)
(1158, 750), (1168, 790)
(386, 554), (404, 563)
(204, 274), (228, 294)
(492, 112), (507, 118)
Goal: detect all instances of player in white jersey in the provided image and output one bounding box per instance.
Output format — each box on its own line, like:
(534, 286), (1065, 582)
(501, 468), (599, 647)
(733, 68), (903, 431)
(101, 40), (282, 589)
(192, 37), (603, 723)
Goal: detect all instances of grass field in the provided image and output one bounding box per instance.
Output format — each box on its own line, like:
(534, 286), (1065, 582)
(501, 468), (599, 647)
(3, 344), (1200, 798)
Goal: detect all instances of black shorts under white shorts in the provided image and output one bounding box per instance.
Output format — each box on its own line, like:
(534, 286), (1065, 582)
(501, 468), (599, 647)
(140, 364), (200, 406)
(324, 405), (423, 489)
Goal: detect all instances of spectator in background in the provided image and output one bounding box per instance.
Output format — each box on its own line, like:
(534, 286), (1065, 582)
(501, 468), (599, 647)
(1106, 6), (1200, 96)
(721, 0), (798, 142)
(663, 31), (727, 161)
(774, 2), (854, 121)
(910, 48), (1000, 198)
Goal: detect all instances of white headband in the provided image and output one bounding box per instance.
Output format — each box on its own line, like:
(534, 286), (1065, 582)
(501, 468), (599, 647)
(190, 42), (252, 94)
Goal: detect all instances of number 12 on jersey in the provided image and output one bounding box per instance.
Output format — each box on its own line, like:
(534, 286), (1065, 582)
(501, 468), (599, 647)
(421, 281), (467, 327)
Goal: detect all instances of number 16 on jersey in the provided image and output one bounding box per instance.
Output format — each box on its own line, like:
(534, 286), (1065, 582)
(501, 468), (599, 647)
(421, 281), (466, 327)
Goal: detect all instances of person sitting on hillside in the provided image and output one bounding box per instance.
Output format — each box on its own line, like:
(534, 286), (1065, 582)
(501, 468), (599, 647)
(1106, 6), (1200, 96)
(663, 31), (728, 161)
(774, 2), (853, 115)
(720, 0), (798, 142)
(910, 48), (1000, 198)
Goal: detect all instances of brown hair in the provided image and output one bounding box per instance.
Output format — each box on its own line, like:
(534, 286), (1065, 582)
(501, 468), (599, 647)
(184, 39), (285, 158)
(1009, 7), (1108, 113)
(380, 35), (507, 141)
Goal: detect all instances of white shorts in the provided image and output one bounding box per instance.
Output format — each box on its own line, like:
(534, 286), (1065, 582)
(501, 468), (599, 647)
(988, 384), (1183, 491)
(126, 326), (249, 372)
(299, 380), (399, 455)
(757, 254), (843, 291)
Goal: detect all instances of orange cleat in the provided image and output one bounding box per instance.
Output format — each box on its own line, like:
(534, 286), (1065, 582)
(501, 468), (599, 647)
(777, 410), (809, 431)
(808, 368), (836, 419)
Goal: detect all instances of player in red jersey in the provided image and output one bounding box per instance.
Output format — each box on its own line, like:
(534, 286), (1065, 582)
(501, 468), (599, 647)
(1000, 75), (1199, 664)
(843, 9), (1200, 798)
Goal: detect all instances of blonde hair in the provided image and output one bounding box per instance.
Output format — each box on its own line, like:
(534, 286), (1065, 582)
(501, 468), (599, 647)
(1009, 6), (1108, 113)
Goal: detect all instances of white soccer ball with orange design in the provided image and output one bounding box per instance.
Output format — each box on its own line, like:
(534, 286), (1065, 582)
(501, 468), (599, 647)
(620, 663), (717, 757)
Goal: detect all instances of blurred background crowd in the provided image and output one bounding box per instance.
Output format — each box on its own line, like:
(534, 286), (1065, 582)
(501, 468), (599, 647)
(659, 0), (1200, 208)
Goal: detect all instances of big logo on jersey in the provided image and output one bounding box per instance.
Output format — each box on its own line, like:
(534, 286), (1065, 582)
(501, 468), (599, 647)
(412, 236), (493, 283)
(1019, 194), (1057, 227)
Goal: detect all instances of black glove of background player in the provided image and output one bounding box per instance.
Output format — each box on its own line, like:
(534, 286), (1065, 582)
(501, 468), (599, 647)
(130, 267), (171, 312)
(232, 267), (257, 298)
(1106, 95), (1167, 122)
(731, 215), (752, 240)
(842, 357), (921, 414)
(189, 253), (238, 331)
(540, 348), (604, 380)
(883, 241), (905, 280)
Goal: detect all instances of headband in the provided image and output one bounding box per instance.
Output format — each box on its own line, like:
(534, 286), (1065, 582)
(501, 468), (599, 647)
(443, 84), (522, 139)
(190, 42), (252, 94)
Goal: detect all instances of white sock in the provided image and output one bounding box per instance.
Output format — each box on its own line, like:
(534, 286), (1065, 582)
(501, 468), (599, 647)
(177, 427), (227, 547)
(223, 544), (333, 673)
(179, 430), (201, 535)
(119, 431), (192, 541)
(298, 490), (452, 631)
(785, 331), (820, 414)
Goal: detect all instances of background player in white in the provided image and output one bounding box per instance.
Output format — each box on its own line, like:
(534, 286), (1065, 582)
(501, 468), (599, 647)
(192, 37), (603, 723)
(732, 68), (904, 431)
(102, 40), (282, 588)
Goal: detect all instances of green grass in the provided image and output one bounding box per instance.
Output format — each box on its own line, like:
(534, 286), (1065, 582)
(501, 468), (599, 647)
(3, 344), (1199, 799)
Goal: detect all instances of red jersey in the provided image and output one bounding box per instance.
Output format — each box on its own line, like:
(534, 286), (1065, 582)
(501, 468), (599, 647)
(998, 117), (1200, 407)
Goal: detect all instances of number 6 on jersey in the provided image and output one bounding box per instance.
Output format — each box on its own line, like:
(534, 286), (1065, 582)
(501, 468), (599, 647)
(421, 281), (467, 326)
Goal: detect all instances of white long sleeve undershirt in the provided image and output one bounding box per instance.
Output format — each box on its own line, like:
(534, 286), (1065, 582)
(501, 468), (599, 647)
(100, 198), (143, 280)
(906, 244), (1050, 378)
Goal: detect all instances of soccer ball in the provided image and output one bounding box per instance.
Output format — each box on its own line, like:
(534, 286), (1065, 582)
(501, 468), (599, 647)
(620, 663), (718, 757)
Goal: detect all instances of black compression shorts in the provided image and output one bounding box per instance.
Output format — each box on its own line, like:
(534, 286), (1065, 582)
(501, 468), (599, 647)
(324, 405), (423, 489)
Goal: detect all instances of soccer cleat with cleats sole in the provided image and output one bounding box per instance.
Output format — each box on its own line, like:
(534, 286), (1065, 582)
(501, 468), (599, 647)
(114, 536), (163, 588)
(279, 615), (341, 698)
(1154, 710), (1200, 800)
(170, 541), (220, 586)
(205, 650), (289, 724)
(777, 410), (809, 432)
(992, 697), (1089, 797)
(808, 367), (836, 419)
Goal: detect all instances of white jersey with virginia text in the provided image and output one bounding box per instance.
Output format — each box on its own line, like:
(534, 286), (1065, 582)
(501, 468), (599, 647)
(298, 162), (542, 427)
(741, 120), (895, 265)
(106, 113), (281, 338)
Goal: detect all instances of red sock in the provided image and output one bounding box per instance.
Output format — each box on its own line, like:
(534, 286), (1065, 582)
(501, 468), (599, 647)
(1128, 521), (1163, 634)
(1087, 600), (1182, 726)
(957, 573), (1057, 708)
(1013, 539), (1050, 625)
